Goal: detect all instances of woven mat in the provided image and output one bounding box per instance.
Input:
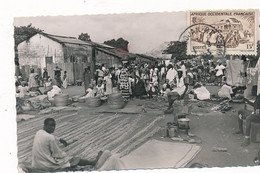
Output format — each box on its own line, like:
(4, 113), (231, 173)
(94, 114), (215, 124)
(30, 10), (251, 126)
(121, 139), (201, 169)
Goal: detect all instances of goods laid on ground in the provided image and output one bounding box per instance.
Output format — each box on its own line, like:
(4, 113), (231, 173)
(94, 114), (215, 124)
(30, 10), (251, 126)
(54, 94), (69, 107)
(107, 93), (125, 109)
(211, 100), (232, 112)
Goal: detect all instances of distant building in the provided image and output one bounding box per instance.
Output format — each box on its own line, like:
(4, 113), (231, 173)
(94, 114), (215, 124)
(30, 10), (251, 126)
(213, 18), (243, 34)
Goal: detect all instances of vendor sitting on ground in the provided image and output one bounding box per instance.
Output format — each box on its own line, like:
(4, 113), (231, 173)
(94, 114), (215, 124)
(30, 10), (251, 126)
(147, 81), (160, 99)
(217, 81), (233, 100)
(16, 81), (29, 98)
(234, 108), (260, 146)
(191, 82), (210, 100)
(22, 118), (125, 172)
(43, 80), (62, 100)
(164, 70), (186, 114)
(81, 84), (96, 99)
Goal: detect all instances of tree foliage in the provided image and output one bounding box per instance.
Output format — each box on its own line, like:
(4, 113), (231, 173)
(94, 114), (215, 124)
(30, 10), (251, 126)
(163, 41), (195, 61)
(14, 24), (43, 61)
(78, 33), (91, 42)
(104, 37), (129, 52)
(14, 24), (43, 46)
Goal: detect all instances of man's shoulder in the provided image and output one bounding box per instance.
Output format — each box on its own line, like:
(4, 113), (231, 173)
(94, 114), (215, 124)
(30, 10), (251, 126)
(35, 130), (55, 140)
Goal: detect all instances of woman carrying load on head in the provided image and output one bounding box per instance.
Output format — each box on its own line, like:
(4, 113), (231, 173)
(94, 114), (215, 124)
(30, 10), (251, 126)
(119, 66), (131, 101)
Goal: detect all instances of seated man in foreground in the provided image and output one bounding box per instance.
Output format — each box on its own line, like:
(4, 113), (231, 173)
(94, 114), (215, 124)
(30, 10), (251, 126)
(27, 118), (125, 172)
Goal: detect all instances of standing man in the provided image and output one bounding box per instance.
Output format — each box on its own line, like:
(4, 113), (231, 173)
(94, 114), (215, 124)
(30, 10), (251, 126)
(215, 61), (225, 86)
(83, 66), (92, 94)
(180, 61), (187, 77)
(43, 68), (48, 81)
(166, 64), (177, 84)
(54, 66), (62, 88)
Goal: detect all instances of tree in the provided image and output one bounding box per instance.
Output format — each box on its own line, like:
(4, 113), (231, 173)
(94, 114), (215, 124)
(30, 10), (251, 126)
(163, 41), (195, 61)
(78, 33), (91, 42)
(104, 37), (129, 52)
(14, 24), (43, 62)
(14, 24), (43, 46)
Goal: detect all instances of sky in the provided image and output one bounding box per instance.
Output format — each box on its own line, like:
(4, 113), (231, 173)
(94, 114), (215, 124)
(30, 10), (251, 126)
(14, 12), (186, 54)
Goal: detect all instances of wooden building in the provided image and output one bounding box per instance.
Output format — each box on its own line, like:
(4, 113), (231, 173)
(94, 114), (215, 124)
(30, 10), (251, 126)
(17, 33), (123, 84)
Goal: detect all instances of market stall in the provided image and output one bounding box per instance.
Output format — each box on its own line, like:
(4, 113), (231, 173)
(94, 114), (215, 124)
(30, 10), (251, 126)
(244, 57), (260, 112)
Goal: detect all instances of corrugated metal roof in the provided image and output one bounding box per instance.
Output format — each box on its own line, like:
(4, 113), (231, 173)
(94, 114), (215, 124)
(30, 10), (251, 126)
(43, 33), (115, 50)
(97, 47), (136, 60)
(43, 33), (92, 46)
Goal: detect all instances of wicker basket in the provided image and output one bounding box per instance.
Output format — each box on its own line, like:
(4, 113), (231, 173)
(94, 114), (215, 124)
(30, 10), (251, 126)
(78, 97), (86, 103)
(54, 94), (69, 107)
(86, 97), (102, 107)
(108, 93), (125, 109)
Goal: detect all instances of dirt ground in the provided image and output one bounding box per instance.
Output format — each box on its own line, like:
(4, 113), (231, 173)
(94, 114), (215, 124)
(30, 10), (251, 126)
(39, 85), (259, 168)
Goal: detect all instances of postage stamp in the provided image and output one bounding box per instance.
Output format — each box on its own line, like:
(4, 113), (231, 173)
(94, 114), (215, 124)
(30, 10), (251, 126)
(186, 9), (258, 55)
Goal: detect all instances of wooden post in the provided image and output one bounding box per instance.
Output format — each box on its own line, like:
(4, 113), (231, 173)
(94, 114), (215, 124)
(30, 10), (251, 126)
(91, 46), (96, 78)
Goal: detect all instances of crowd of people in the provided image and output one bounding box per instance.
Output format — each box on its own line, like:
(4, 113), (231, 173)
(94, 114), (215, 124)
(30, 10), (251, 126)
(80, 58), (228, 101)
(15, 66), (68, 101)
(15, 58), (231, 104)
(15, 56), (241, 109)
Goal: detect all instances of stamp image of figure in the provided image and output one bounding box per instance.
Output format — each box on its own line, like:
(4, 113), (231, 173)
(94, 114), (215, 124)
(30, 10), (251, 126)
(186, 10), (258, 55)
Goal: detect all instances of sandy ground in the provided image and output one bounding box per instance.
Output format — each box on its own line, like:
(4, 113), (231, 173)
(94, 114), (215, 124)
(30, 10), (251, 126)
(37, 85), (259, 168)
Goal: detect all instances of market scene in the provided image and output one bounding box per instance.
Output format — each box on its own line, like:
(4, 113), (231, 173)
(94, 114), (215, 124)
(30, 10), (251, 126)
(14, 10), (260, 173)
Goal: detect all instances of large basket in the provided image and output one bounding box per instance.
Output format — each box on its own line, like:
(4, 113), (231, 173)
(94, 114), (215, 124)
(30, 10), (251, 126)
(54, 94), (69, 107)
(86, 97), (102, 107)
(108, 93), (125, 109)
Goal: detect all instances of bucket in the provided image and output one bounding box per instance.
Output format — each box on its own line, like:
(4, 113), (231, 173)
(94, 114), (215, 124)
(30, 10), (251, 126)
(54, 94), (69, 107)
(178, 118), (190, 129)
(168, 126), (178, 138)
(160, 127), (168, 137)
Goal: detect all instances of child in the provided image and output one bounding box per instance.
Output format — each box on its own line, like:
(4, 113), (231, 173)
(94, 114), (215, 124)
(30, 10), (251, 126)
(96, 79), (105, 97)
(45, 77), (52, 88)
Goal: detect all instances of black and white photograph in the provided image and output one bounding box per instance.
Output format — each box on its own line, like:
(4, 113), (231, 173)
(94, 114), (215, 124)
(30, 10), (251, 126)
(1, 1), (260, 173)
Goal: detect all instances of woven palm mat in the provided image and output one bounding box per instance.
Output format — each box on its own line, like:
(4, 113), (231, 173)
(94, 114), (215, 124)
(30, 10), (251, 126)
(17, 109), (164, 164)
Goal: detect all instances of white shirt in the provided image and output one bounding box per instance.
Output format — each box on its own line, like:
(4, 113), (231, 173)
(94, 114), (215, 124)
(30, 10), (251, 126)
(166, 68), (177, 83)
(172, 77), (186, 96)
(215, 65), (225, 76)
(160, 67), (166, 75)
(218, 84), (233, 100)
(181, 65), (187, 77)
(32, 130), (71, 171)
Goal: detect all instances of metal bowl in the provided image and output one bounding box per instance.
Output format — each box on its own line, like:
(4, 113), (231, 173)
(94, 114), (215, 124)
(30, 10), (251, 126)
(178, 118), (190, 127)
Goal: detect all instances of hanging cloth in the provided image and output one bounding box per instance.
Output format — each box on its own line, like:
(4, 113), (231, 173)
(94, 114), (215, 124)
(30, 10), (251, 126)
(226, 59), (246, 87)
